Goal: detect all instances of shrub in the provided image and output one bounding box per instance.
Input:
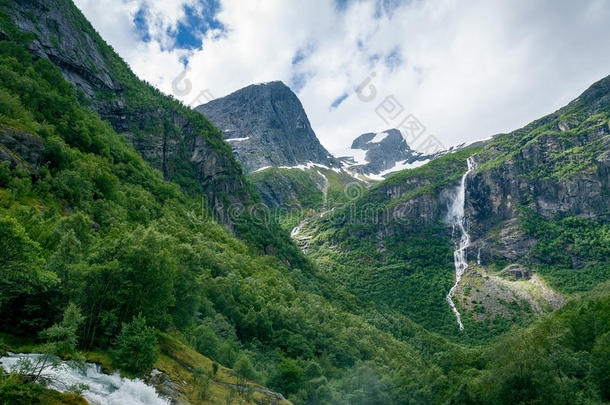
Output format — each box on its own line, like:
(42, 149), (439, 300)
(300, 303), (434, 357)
(113, 314), (159, 375)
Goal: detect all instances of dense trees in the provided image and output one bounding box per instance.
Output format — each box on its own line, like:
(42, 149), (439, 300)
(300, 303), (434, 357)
(0, 17), (608, 405)
(0, 37), (434, 403)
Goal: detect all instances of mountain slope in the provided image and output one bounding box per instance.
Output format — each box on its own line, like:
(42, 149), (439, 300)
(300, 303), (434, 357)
(0, 24), (442, 404)
(196, 81), (339, 174)
(302, 75), (610, 341)
(1, 0), (254, 223)
(0, 3), (473, 404)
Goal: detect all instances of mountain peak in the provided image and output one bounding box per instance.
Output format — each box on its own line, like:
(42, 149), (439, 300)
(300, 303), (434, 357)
(196, 81), (339, 173)
(341, 128), (432, 177)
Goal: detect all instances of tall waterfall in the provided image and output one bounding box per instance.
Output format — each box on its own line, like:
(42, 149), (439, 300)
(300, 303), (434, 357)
(446, 156), (476, 330)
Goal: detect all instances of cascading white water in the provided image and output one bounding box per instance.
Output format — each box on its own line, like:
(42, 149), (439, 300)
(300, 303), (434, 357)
(0, 353), (169, 405)
(446, 156), (477, 330)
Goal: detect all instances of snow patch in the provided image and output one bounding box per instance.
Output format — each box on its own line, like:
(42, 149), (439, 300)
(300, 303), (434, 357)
(253, 165), (272, 173)
(336, 147), (369, 166)
(359, 159), (431, 181)
(252, 162), (344, 173)
(369, 131), (390, 143)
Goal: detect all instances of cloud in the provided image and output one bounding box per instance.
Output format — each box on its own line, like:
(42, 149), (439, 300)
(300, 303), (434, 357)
(74, 0), (610, 155)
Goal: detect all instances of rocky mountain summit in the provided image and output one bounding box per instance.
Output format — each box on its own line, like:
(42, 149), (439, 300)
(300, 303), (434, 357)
(196, 81), (339, 173)
(340, 128), (433, 176)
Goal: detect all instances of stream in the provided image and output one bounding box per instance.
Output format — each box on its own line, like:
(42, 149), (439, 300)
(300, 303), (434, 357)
(446, 156), (477, 330)
(0, 353), (169, 405)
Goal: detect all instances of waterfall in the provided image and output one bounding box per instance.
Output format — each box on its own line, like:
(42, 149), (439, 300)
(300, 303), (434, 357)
(446, 156), (476, 330)
(0, 353), (169, 405)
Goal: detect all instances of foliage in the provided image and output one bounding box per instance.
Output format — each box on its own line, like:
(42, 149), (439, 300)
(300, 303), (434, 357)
(112, 314), (159, 375)
(450, 287), (610, 404)
(520, 209), (610, 293)
(0, 373), (87, 405)
(0, 2), (607, 404)
(11, 304), (84, 384)
(233, 354), (257, 382)
(39, 303), (84, 359)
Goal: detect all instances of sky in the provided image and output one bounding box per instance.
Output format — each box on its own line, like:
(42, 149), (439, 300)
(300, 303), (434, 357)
(74, 0), (610, 156)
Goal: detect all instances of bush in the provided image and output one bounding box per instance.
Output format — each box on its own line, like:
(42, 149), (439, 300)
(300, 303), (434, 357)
(269, 358), (303, 396)
(113, 314), (159, 375)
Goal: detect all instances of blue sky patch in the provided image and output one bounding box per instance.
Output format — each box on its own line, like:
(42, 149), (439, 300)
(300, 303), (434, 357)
(133, 0), (225, 51)
(133, 6), (151, 43)
(330, 93), (349, 110)
(385, 47), (403, 71)
(289, 72), (310, 93)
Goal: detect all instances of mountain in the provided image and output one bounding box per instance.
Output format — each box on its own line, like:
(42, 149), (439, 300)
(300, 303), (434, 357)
(0, 2), (461, 404)
(196, 81), (340, 173)
(2, 0), (254, 224)
(196, 80), (361, 217)
(339, 128), (434, 176)
(301, 74), (610, 340)
(1, 1), (609, 404)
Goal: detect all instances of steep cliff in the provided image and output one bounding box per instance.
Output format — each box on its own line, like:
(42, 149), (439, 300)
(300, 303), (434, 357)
(302, 75), (610, 339)
(468, 74), (610, 239)
(1, 0), (254, 221)
(196, 81), (340, 174)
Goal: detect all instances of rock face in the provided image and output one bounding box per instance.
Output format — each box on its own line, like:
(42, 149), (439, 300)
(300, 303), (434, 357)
(341, 129), (432, 175)
(0, 127), (45, 171)
(4, 0), (254, 222)
(250, 167), (327, 209)
(466, 75), (610, 243)
(302, 74), (609, 333)
(196, 81), (340, 173)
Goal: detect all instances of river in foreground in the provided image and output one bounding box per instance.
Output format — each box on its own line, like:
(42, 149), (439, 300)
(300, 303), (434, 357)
(0, 353), (169, 405)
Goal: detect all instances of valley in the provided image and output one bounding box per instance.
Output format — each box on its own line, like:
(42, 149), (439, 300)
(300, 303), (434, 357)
(0, 1), (608, 404)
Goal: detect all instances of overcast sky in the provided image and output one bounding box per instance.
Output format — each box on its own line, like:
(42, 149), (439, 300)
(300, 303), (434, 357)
(74, 0), (610, 155)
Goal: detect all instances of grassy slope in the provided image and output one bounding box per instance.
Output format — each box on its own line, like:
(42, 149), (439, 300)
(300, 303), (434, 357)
(248, 166), (365, 231)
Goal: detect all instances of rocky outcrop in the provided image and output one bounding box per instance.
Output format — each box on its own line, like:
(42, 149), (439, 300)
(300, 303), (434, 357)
(146, 369), (187, 405)
(471, 218), (536, 266)
(342, 129), (432, 175)
(10, 0), (121, 98)
(499, 264), (531, 280)
(467, 78), (610, 242)
(0, 127), (45, 170)
(196, 81), (340, 173)
(3, 0), (254, 222)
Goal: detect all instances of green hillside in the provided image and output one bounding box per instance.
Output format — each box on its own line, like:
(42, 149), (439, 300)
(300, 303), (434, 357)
(0, 1), (608, 404)
(304, 75), (609, 343)
(0, 4), (446, 404)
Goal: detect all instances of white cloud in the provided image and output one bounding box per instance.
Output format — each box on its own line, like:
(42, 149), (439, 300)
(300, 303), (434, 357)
(74, 0), (610, 155)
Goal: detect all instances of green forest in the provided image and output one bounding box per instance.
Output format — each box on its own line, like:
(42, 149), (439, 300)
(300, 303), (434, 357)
(0, 1), (609, 404)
